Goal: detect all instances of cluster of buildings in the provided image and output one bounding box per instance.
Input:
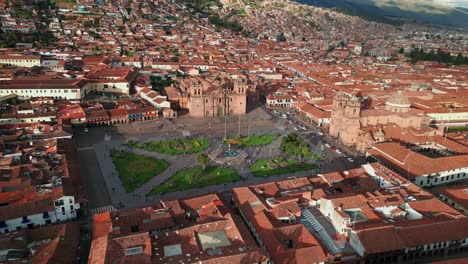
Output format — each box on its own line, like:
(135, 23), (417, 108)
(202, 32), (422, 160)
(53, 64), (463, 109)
(0, 0), (467, 263)
(85, 162), (468, 264)
(0, 96), (175, 127)
(88, 193), (269, 263)
(0, 122), (86, 262)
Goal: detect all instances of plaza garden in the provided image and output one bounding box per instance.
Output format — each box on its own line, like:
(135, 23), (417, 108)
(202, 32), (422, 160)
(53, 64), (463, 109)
(126, 138), (210, 155)
(249, 158), (318, 178)
(111, 133), (321, 196)
(225, 134), (278, 147)
(148, 166), (241, 195)
(110, 149), (170, 192)
(280, 132), (320, 160)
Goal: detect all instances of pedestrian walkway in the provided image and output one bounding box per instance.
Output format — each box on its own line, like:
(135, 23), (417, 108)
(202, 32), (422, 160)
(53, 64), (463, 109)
(301, 208), (341, 255)
(91, 205), (117, 214)
(77, 146), (95, 152)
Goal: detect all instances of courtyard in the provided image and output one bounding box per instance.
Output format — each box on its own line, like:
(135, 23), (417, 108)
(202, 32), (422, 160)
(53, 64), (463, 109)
(249, 158), (319, 178)
(127, 138), (210, 155)
(74, 105), (353, 211)
(148, 166), (241, 195)
(110, 149), (170, 192)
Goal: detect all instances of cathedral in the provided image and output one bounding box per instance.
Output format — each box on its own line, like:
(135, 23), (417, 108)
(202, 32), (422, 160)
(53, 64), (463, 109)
(169, 76), (248, 118)
(329, 91), (438, 152)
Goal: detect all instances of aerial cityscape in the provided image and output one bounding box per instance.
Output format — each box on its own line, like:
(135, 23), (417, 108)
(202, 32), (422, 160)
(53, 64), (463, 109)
(0, 0), (467, 263)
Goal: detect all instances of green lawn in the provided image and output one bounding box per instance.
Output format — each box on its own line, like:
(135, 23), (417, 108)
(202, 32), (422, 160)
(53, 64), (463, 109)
(249, 158), (318, 178)
(447, 126), (468, 133)
(127, 138), (210, 155)
(148, 166), (241, 195)
(226, 134), (278, 147)
(281, 133), (320, 160)
(110, 149), (170, 192)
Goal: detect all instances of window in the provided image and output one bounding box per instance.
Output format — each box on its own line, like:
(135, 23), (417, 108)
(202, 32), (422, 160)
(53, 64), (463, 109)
(103, 84), (108, 89)
(125, 246), (143, 256)
(55, 200), (64, 206)
(70, 205), (74, 210)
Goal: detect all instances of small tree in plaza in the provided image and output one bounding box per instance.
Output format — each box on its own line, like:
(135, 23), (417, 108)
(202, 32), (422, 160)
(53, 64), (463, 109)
(196, 153), (210, 170)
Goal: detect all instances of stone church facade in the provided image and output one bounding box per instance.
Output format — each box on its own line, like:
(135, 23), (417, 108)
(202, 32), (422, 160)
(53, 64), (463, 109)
(171, 77), (248, 118)
(329, 91), (432, 152)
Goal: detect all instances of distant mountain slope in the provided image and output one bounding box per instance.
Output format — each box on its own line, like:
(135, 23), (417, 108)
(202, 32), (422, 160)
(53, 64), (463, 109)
(295, 0), (468, 29)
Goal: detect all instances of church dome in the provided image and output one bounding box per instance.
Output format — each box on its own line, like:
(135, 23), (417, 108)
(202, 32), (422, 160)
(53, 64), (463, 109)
(385, 90), (410, 108)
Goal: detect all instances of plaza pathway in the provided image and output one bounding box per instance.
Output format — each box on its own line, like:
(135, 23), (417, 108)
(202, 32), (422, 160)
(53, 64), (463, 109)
(93, 130), (324, 209)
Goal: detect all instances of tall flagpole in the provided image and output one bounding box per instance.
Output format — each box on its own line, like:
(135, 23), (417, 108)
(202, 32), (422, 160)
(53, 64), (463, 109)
(238, 114), (241, 137)
(224, 115), (227, 140)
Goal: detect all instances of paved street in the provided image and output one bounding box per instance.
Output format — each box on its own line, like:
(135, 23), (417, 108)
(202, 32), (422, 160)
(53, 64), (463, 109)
(75, 105), (363, 211)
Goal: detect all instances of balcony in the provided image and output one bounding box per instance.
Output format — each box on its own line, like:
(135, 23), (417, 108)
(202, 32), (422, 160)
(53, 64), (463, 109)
(43, 212), (50, 219)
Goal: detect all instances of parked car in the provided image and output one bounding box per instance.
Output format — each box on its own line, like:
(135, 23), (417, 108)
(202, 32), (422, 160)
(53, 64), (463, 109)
(317, 132), (324, 136)
(273, 110), (279, 114)
(347, 157), (354, 162)
(282, 114), (289, 119)
(335, 149), (342, 155)
(293, 127), (299, 131)
(299, 125), (307, 131)
(84, 128), (89, 133)
(324, 143), (331, 148)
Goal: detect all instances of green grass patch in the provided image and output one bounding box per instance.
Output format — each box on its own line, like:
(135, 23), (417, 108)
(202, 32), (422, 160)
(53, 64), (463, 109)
(281, 133), (320, 160)
(249, 158), (318, 178)
(127, 138), (210, 155)
(226, 134), (278, 147)
(447, 126), (468, 133)
(148, 166), (241, 195)
(110, 149), (169, 192)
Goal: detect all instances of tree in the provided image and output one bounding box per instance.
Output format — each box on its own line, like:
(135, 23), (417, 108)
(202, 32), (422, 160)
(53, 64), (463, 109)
(399, 47), (404, 54)
(196, 153), (210, 170)
(300, 146), (309, 157)
(277, 32), (287, 42)
(454, 53), (464, 65)
(187, 174), (195, 184)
